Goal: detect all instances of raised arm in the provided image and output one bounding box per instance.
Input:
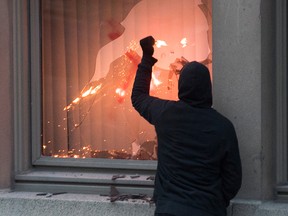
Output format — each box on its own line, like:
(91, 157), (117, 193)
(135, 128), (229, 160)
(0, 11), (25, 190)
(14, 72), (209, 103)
(131, 36), (168, 124)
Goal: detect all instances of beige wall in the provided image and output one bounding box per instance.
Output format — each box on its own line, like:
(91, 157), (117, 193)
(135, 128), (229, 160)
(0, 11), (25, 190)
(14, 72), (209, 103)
(0, 0), (13, 189)
(213, 0), (276, 200)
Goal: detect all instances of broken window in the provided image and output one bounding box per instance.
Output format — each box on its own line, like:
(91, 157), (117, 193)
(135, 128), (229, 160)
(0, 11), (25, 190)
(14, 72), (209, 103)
(41, 0), (212, 160)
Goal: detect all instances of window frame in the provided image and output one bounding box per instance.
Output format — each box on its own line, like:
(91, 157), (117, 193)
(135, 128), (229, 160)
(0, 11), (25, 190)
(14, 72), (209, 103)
(276, 0), (288, 197)
(30, 0), (157, 171)
(13, 0), (156, 194)
(13, 0), (213, 195)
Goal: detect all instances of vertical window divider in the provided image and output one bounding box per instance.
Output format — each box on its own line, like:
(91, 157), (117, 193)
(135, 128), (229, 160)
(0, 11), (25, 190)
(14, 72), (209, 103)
(13, 0), (31, 173)
(30, 0), (42, 163)
(276, 0), (287, 184)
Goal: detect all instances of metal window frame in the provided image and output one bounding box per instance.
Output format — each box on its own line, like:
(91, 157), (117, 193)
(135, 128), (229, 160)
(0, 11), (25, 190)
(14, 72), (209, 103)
(13, 0), (156, 195)
(276, 0), (288, 198)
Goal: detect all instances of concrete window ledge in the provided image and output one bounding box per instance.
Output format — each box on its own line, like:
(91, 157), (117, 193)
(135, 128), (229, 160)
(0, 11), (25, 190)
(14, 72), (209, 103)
(1, 192), (288, 216)
(0, 191), (155, 216)
(228, 199), (288, 216)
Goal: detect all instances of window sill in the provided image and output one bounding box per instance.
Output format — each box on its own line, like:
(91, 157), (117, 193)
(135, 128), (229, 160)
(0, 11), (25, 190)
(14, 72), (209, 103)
(15, 169), (155, 195)
(276, 185), (288, 200)
(0, 191), (155, 216)
(2, 193), (288, 216)
(33, 157), (158, 170)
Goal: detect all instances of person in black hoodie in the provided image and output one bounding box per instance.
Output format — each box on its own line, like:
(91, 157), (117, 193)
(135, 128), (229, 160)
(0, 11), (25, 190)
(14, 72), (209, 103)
(131, 36), (242, 216)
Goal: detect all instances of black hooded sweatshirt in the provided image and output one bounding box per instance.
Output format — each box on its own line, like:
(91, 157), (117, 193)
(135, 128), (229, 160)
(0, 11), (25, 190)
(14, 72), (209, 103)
(131, 56), (242, 216)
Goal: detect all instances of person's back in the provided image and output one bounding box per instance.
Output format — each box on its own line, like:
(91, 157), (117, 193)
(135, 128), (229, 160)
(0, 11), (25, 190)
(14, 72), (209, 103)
(154, 101), (240, 216)
(131, 36), (242, 216)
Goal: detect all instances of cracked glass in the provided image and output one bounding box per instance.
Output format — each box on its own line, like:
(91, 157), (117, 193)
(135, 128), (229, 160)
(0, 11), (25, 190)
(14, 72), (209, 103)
(41, 0), (212, 160)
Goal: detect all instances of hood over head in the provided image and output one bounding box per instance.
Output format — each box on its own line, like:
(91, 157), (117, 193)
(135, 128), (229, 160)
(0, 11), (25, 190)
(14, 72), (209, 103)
(178, 61), (212, 108)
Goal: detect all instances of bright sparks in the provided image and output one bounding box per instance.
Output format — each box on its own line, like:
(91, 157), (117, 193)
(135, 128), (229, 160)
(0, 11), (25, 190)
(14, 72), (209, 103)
(72, 97), (80, 104)
(115, 88), (126, 97)
(91, 84), (102, 94)
(64, 83), (102, 111)
(82, 87), (92, 97)
(151, 72), (162, 87)
(180, 38), (188, 47)
(155, 40), (168, 48)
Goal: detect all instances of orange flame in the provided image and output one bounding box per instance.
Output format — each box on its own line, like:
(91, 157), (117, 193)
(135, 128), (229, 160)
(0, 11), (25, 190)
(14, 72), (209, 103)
(82, 87), (93, 97)
(72, 97), (80, 104)
(64, 83), (102, 111)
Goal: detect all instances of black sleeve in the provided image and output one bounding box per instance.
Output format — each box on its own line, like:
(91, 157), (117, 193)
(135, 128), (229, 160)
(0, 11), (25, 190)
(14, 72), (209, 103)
(221, 124), (242, 207)
(131, 56), (169, 125)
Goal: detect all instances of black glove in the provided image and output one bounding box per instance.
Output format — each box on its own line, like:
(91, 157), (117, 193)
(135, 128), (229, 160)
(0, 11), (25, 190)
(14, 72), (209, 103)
(140, 36), (155, 57)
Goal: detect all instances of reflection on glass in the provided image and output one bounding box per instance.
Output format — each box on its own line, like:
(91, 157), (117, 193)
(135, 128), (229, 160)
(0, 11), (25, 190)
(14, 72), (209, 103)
(41, 0), (212, 160)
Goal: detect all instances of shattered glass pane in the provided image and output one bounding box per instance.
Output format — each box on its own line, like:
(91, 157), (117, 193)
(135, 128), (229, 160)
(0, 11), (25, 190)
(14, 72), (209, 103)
(41, 0), (212, 160)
